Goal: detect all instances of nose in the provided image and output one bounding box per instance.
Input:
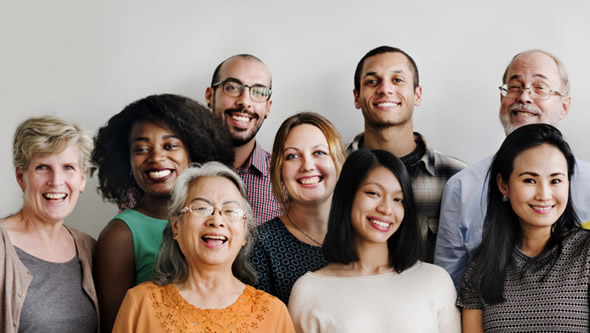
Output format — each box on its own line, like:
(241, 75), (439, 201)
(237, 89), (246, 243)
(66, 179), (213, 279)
(47, 170), (65, 187)
(235, 87), (252, 109)
(516, 87), (534, 104)
(376, 198), (393, 215)
(300, 154), (316, 171)
(535, 183), (552, 201)
(377, 80), (394, 95)
(207, 209), (225, 227)
(147, 146), (166, 163)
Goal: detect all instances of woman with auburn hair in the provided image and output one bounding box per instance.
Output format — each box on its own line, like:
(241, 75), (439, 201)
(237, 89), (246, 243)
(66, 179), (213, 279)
(459, 124), (590, 332)
(250, 112), (346, 304)
(1, 116), (98, 332)
(91, 94), (234, 332)
(112, 162), (295, 332)
(289, 149), (460, 332)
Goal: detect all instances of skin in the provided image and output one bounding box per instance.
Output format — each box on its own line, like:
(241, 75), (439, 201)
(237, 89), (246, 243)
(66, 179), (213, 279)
(279, 124), (338, 246)
(499, 51), (571, 135)
(3, 144), (87, 263)
(205, 57), (272, 169)
(498, 144), (568, 257)
(353, 52), (422, 157)
(94, 120), (191, 333)
(171, 176), (247, 309)
(317, 166), (405, 277)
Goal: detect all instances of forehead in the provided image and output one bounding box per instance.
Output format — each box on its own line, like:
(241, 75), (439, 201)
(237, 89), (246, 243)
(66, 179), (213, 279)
(218, 57), (271, 87)
(361, 52), (414, 77)
(506, 52), (561, 85)
(513, 144), (567, 172)
(284, 124), (327, 147)
(186, 176), (241, 202)
(129, 120), (175, 140)
(361, 166), (401, 190)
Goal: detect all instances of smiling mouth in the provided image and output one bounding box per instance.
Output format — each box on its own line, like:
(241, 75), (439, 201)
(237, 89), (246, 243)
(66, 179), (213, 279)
(375, 102), (400, 107)
(512, 111), (537, 117)
(370, 219), (391, 229)
(202, 235), (228, 246)
(531, 205), (554, 213)
(146, 169), (172, 180)
(43, 193), (67, 200)
(298, 176), (322, 185)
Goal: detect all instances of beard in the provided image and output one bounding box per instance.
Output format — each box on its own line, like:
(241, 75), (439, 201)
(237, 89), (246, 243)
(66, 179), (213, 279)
(500, 103), (543, 135)
(223, 108), (263, 147)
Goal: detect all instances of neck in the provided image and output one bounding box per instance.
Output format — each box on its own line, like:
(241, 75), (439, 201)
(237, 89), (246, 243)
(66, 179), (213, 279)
(233, 140), (256, 169)
(363, 122), (416, 157)
(136, 195), (170, 220)
(176, 263), (245, 309)
(8, 209), (65, 241)
(519, 225), (551, 257)
(350, 238), (392, 275)
(286, 200), (331, 244)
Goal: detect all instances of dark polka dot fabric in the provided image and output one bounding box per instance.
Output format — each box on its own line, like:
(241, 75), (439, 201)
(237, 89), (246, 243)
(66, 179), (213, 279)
(458, 228), (590, 332)
(250, 217), (328, 305)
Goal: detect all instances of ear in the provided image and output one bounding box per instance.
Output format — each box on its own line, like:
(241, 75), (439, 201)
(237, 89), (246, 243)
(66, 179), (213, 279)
(171, 216), (181, 236)
(205, 87), (214, 109)
(496, 173), (509, 198)
(16, 167), (26, 191)
(353, 89), (361, 109)
(413, 85), (423, 107)
(264, 99), (272, 119)
(559, 95), (571, 120)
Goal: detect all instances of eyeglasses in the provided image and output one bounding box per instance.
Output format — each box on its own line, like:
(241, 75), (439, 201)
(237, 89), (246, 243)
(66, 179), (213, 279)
(180, 203), (245, 221)
(499, 84), (565, 100)
(212, 79), (271, 102)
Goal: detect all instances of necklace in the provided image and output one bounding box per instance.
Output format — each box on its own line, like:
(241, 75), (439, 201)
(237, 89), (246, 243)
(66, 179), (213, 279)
(286, 212), (322, 246)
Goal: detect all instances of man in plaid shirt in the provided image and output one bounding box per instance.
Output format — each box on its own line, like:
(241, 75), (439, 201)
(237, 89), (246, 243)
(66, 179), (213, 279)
(206, 54), (283, 225)
(348, 46), (467, 263)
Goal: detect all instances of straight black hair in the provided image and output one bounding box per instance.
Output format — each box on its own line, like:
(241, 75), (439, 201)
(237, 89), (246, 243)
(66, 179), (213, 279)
(477, 123), (579, 304)
(323, 149), (421, 272)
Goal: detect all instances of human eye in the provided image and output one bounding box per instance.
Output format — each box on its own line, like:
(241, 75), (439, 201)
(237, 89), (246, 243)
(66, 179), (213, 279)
(507, 84), (523, 92)
(313, 149), (328, 157)
(193, 205), (213, 216)
(35, 164), (48, 171)
(533, 84), (549, 94)
(251, 86), (268, 98)
(224, 81), (242, 93)
(285, 153), (300, 160)
(223, 205), (243, 219)
(393, 77), (404, 84)
(363, 78), (378, 87)
(523, 178), (536, 184)
(63, 164), (75, 171)
(131, 145), (149, 155)
(163, 141), (181, 150)
(393, 197), (404, 203)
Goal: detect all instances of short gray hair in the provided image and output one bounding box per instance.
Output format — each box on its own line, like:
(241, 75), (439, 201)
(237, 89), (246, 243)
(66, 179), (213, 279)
(13, 115), (93, 171)
(153, 161), (257, 285)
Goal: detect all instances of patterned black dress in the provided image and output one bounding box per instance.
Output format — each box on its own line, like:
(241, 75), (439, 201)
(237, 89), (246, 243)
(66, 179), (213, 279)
(250, 217), (328, 305)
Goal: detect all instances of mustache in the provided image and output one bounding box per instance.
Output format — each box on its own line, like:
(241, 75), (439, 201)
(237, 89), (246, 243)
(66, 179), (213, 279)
(224, 108), (259, 119)
(507, 103), (543, 115)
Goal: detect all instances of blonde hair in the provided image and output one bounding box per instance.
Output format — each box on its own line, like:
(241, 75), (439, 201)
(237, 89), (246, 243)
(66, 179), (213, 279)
(270, 112), (346, 209)
(13, 115), (93, 171)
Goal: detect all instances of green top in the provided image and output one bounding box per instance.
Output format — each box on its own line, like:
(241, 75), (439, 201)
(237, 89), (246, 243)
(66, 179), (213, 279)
(113, 209), (168, 285)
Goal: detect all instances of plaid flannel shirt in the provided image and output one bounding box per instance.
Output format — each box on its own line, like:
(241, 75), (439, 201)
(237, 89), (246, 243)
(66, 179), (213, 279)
(347, 132), (467, 262)
(235, 142), (284, 226)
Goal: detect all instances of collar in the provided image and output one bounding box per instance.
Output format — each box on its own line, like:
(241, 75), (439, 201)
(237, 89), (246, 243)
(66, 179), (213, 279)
(238, 141), (269, 175)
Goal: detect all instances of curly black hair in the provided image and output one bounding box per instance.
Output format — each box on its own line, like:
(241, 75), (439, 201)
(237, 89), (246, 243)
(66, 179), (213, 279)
(91, 94), (234, 207)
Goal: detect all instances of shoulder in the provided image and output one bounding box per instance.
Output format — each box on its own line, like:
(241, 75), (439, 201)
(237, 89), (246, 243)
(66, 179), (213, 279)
(430, 149), (468, 171)
(444, 155), (493, 189)
(255, 217), (284, 236)
(66, 226), (96, 252)
(244, 285), (285, 308)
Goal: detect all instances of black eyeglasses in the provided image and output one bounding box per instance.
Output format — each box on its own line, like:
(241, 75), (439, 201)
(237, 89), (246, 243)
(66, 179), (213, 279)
(212, 79), (271, 102)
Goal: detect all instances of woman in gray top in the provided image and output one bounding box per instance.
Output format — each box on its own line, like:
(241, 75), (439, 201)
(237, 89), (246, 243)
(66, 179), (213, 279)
(0, 116), (98, 333)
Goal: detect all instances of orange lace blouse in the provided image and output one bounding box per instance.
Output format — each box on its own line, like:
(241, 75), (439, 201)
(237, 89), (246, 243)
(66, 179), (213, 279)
(112, 282), (295, 333)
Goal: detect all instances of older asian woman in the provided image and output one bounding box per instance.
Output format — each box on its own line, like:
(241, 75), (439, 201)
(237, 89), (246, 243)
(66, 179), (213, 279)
(112, 162), (295, 332)
(91, 94), (234, 332)
(0, 116), (98, 332)
(250, 112), (346, 304)
(458, 124), (590, 332)
(288, 149), (460, 332)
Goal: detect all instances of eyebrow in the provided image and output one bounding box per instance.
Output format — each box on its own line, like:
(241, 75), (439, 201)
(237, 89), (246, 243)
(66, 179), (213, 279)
(283, 144), (329, 151)
(223, 77), (269, 88)
(131, 134), (179, 144)
(508, 73), (549, 82)
(518, 171), (566, 177)
(363, 70), (405, 78)
(189, 197), (241, 206)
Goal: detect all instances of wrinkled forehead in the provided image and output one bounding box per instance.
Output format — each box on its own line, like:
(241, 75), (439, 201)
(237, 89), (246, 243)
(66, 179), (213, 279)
(218, 57), (271, 87)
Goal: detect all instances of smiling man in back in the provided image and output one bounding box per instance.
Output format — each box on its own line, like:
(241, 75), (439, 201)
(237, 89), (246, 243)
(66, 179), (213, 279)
(206, 54), (282, 224)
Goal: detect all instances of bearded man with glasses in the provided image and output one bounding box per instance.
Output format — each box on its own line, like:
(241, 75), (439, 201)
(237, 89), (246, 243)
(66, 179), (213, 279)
(205, 54), (283, 225)
(434, 49), (590, 291)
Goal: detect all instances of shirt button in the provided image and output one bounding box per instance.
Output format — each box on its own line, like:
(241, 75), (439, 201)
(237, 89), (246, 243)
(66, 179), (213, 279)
(18, 291), (24, 297)
(27, 271), (32, 276)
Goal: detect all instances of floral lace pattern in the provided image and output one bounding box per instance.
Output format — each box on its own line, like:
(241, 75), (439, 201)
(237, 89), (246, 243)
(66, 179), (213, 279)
(147, 283), (274, 332)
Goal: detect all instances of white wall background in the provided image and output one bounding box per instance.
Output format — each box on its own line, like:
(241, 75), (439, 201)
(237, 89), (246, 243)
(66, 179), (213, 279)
(1, 0), (588, 238)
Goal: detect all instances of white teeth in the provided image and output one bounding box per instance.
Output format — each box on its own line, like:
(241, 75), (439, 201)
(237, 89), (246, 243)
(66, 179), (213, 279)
(44, 193), (66, 199)
(513, 111), (535, 117)
(203, 235), (227, 240)
(148, 170), (171, 179)
(300, 177), (320, 185)
(370, 219), (390, 228)
(533, 205), (552, 212)
(377, 102), (398, 107)
(231, 115), (250, 123)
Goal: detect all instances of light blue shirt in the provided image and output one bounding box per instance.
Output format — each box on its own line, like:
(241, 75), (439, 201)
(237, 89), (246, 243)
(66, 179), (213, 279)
(434, 156), (590, 290)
